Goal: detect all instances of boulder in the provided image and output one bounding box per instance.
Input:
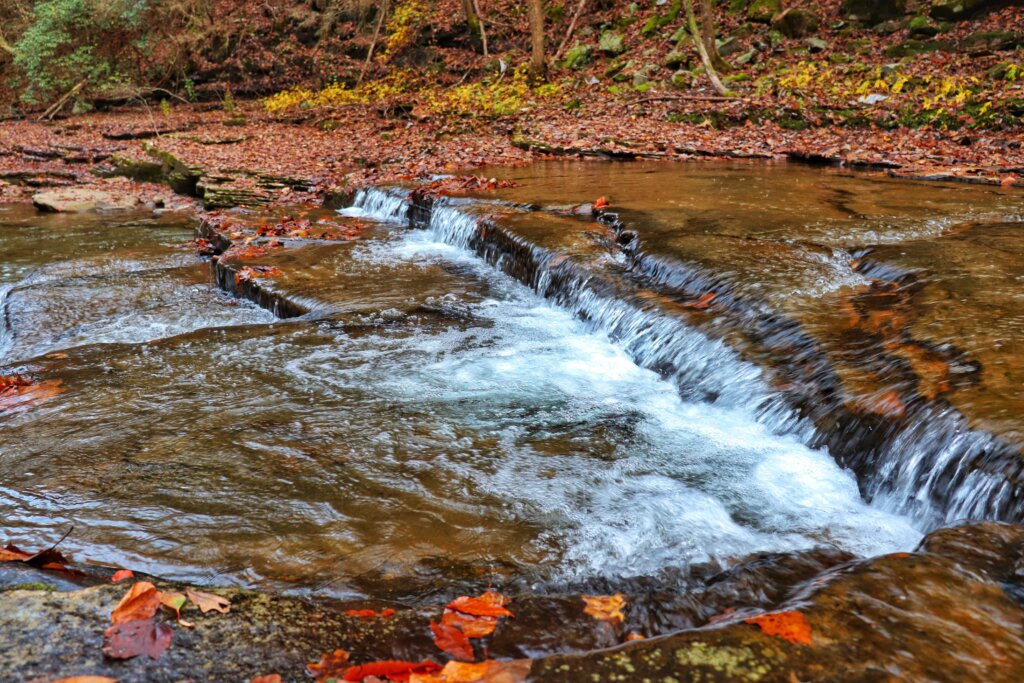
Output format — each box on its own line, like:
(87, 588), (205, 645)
(747, 0), (782, 23)
(843, 0), (906, 24)
(598, 30), (626, 55)
(805, 37), (830, 52)
(961, 30), (1023, 52)
(32, 188), (141, 213)
(562, 43), (593, 69)
(909, 15), (941, 37)
(771, 8), (820, 38)
(930, 0), (998, 20)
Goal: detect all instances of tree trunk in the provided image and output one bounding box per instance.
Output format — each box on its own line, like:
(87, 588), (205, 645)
(684, 0), (729, 96)
(529, 0), (546, 85)
(698, 0), (730, 73)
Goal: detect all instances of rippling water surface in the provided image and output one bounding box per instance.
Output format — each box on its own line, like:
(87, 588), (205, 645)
(5, 162), (1019, 600)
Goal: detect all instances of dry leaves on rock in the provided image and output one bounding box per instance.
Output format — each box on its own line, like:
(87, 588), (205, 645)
(307, 648), (351, 681)
(235, 265), (282, 286)
(345, 608), (396, 619)
(431, 620), (474, 662)
(52, 677), (119, 683)
(110, 569), (134, 583)
(582, 594), (626, 624)
(409, 659), (531, 683)
(111, 581), (162, 624)
(0, 373), (65, 414)
(186, 587), (231, 614)
(102, 619), (173, 660)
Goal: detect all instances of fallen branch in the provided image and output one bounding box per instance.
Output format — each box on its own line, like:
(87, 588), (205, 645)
(358, 0), (389, 85)
(631, 94), (742, 105)
(554, 0), (587, 61)
(470, 0), (489, 58)
(39, 79), (87, 121)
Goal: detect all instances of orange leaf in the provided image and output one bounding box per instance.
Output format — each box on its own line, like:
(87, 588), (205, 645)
(185, 588), (231, 614)
(439, 609), (498, 638)
(423, 660), (531, 683)
(582, 594), (626, 623)
(744, 610), (812, 645)
(446, 591), (513, 618)
(307, 648), (351, 681)
(431, 621), (474, 661)
(250, 676), (283, 683)
(594, 196), (611, 209)
(342, 660), (442, 682)
(111, 569), (134, 583)
(111, 582), (162, 625)
(0, 376), (65, 414)
(53, 677), (119, 683)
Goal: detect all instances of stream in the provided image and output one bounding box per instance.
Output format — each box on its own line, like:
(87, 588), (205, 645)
(1, 162), (1022, 612)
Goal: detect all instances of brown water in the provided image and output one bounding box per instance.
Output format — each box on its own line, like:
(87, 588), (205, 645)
(3, 162), (1024, 608)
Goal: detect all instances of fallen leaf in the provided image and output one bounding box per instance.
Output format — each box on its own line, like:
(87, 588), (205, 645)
(345, 608), (396, 619)
(440, 610), (498, 638)
(111, 581), (161, 625)
(250, 676), (283, 683)
(342, 660), (442, 682)
(307, 648), (351, 681)
(431, 621), (474, 661)
(102, 619), (173, 660)
(0, 375), (65, 414)
(681, 292), (716, 311)
(159, 591), (194, 627)
(625, 632), (645, 641)
(410, 660), (531, 683)
(593, 196), (611, 209)
(111, 569), (134, 583)
(186, 588), (231, 614)
(53, 677), (118, 683)
(446, 591), (513, 618)
(582, 594), (626, 624)
(744, 610), (812, 645)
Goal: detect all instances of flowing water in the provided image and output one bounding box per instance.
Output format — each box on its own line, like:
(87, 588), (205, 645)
(0, 163), (1021, 607)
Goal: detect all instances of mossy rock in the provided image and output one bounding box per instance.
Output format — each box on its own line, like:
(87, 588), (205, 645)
(930, 0), (998, 21)
(771, 8), (820, 38)
(884, 38), (952, 57)
(670, 69), (694, 89)
(605, 59), (631, 78)
(562, 43), (594, 69)
(962, 31), (1022, 52)
(663, 51), (690, 69)
(909, 15), (941, 36)
(598, 30), (626, 55)
(747, 0), (782, 23)
(843, 0), (907, 24)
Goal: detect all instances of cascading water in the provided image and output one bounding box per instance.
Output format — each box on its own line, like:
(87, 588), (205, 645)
(346, 186), (1024, 528)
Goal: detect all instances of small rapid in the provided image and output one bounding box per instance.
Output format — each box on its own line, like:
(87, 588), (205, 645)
(347, 182), (1024, 528)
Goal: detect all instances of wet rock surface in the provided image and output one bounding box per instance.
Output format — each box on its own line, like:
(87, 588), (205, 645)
(32, 187), (142, 212)
(1, 523), (1021, 682)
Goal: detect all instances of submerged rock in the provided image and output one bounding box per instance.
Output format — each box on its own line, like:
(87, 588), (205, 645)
(32, 188), (142, 213)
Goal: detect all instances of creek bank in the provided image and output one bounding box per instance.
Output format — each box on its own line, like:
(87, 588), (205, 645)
(2, 521), (1021, 682)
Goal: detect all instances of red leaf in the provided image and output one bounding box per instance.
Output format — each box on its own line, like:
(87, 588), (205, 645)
(250, 676), (284, 683)
(342, 660), (442, 682)
(431, 621), (474, 661)
(102, 618), (173, 660)
(111, 569), (135, 583)
(594, 196), (611, 209)
(345, 608), (396, 619)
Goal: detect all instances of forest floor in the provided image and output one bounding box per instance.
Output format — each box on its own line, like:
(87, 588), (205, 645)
(1, 92), (1021, 212)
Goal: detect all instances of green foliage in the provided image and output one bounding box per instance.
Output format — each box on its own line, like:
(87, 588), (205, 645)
(13, 0), (150, 104)
(160, 98), (172, 116)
